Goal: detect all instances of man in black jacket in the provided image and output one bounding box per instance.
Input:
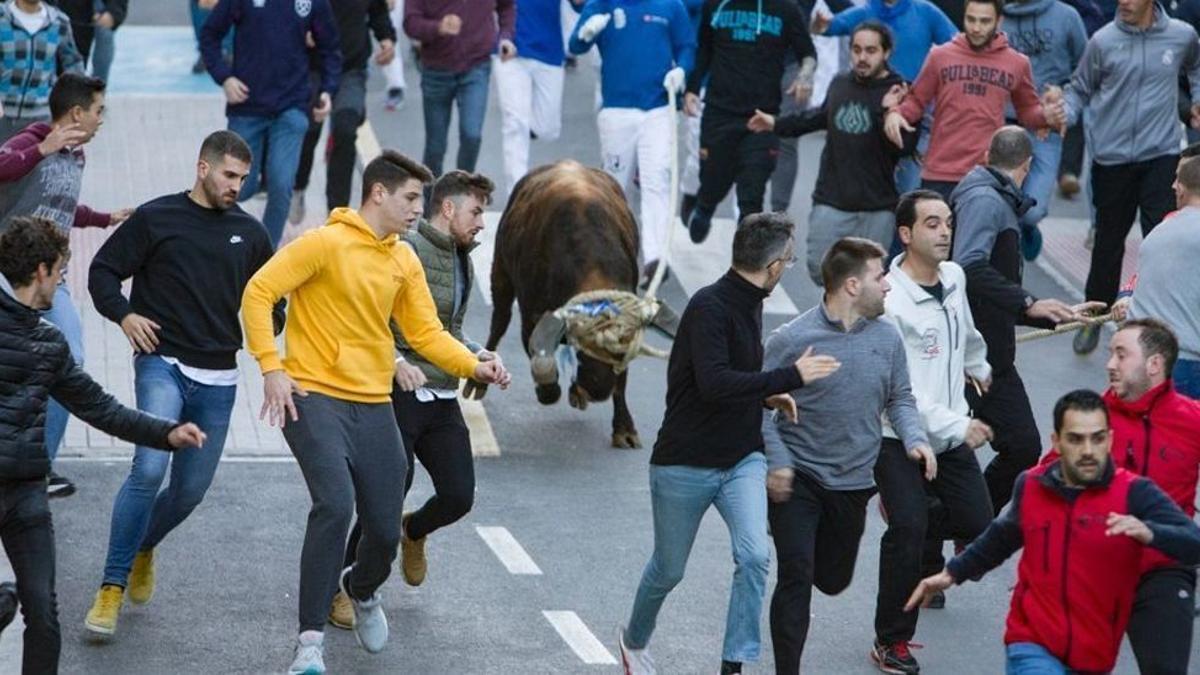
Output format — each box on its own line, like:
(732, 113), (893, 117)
(618, 213), (840, 675)
(50, 0), (128, 78)
(684, 0), (817, 243)
(950, 126), (1101, 517)
(748, 20), (915, 285)
(0, 216), (204, 675)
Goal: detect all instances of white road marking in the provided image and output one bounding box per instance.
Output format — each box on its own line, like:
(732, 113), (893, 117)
(475, 526), (543, 575)
(356, 119), (383, 164)
(542, 611), (617, 665)
(671, 217), (798, 315)
(462, 396), (501, 457)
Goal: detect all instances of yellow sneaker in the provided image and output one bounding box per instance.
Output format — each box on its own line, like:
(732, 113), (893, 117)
(328, 590), (354, 630)
(128, 549), (155, 605)
(400, 513), (427, 586)
(84, 584), (124, 636)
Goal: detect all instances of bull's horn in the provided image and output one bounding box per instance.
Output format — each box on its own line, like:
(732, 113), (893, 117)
(529, 312), (568, 385)
(649, 302), (680, 339)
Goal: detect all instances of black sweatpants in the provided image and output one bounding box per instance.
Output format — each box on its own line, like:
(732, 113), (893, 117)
(696, 110), (780, 220)
(0, 479), (59, 675)
(768, 471), (874, 674)
(967, 367), (1042, 514)
(345, 391), (475, 566)
(874, 440), (993, 643)
(1059, 121), (1084, 178)
(1086, 155), (1177, 306)
(293, 67), (368, 211)
(1127, 566), (1197, 675)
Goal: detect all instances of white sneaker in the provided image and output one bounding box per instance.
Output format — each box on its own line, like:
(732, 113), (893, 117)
(288, 191), (306, 225)
(340, 566), (388, 653)
(288, 631), (325, 675)
(618, 626), (656, 675)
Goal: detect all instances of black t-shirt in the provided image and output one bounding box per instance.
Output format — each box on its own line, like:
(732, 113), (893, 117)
(920, 281), (945, 303)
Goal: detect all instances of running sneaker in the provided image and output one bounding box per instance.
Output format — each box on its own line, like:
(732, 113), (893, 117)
(871, 640), (921, 674)
(926, 589), (946, 609)
(340, 567), (388, 653)
(191, 55), (206, 75)
(84, 584), (124, 636)
(47, 471), (75, 498)
(385, 87), (406, 111)
(288, 631), (325, 675)
(289, 191), (306, 225)
(128, 549), (155, 605)
(618, 626), (656, 675)
(1073, 324), (1101, 355)
(1058, 173), (1080, 199)
(688, 208), (713, 244)
(0, 582), (17, 634)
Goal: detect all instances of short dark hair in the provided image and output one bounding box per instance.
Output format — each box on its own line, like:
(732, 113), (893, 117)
(199, 130), (252, 166)
(852, 19), (894, 52)
(1181, 142), (1200, 159)
(1121, 317), (1180, 374)
(361, 150), (434, 204)
(49, 72), (106, 120)
(731, 211), (795, 271)
(987, 126), (1033, 171)
(895, 189), (946, 231)
(820, 236), (886, 290)
(1053, 389), (1109, 434)
(430, 170), (496, 212)
(1178, 155), (1200, 197)
(964, 0), (1003, 18)
(0, 217), (70, 288)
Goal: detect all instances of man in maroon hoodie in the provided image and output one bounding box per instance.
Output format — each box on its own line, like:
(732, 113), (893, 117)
(883, 0), (1065, 200)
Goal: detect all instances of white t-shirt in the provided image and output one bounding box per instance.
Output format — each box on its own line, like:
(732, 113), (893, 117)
(11, 3), (48, 35)
(160, 356), (240, 387)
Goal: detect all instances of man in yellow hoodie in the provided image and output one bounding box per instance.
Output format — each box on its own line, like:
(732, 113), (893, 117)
(241, 150), (510, 675)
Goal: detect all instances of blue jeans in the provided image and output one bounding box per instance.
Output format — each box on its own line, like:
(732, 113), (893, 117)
(90, 26), (115, 82)
(42, 285), (84, 463)
(1173, 358), (1200, 399)
(228, 107), (309, 246)
(101, 356), (234, 587)
(1021, 129), (1063, 228)
(1006, 642), (1069, 674)
(626, 452), (770, 662)
(420, 60), (491, 176)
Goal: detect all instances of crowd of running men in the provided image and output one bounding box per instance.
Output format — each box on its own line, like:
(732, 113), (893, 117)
(0, 0), (1199, 673)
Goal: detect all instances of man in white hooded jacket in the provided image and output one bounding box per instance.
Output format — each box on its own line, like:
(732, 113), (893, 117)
(871, 189), (996, 673)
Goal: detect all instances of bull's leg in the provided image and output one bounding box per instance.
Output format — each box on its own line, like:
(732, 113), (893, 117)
(485, 264), (516, 352)
(610, 370), (640, 449)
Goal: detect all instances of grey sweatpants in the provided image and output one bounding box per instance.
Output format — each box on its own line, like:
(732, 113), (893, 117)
(805, 204), (895, 286)
(283, 392), (407, 632)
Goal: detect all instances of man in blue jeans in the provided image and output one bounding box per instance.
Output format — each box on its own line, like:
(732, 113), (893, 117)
(83, 131), (283, 637)
(201, 0), (341, 246)
(619, 213), (841, 675)
(404, 0), (515, 177)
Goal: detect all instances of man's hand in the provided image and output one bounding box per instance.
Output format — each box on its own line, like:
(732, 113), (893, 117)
(1040, 85), (1067, 135)
(223, 77), (250, 104)
(1111, 296), (1131, 322)
(312, 92), (332, 123)
(261, 370), (308, 428)
(375, 39), (396, 65)
(394, 360), (428, 392)
(1190, 103), (1200, 130)
(1106, 512), (1154, 544)
(94, 11), (115, 28)
(908, 444), (938, 481)
(683, 92), (702, 117)
(810, 10), (831, 34)
(109, 208), (134, 227)
(767, 467), (794, 503)
(438, 13), (463, 36)
(905, 570), (956, 611)
(884, 110), (914, 149)
(882, 83), (908, 110)
(1024, 298), (1077, 324)
(964, 418), (994, 450)
(120, 313), (160, 353)
(662, 66), (686, 94)
(499, 39), (517, 61)
(747, 109), (776, 133)
(473, 360), (512, 389)
(786, 78), (813, 106)
(765, 393), (797, 423)
(577, 13), (611, 41)
(477, 349), (502, 364)
(793, 345), (841, 383)
(37, 123), (88, 155)
(166, 423), (207, 449)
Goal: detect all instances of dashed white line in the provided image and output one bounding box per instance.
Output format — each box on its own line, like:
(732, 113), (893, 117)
(542, 611), (617, 665)
(475, 526), (543, 575)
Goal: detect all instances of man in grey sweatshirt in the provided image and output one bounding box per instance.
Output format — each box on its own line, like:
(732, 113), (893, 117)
(1061, 0), (1200, 354)
(761, 236), (933, 673)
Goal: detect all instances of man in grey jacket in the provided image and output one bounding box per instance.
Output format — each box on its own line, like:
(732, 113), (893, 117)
(761, 236), (934, 673)
(1060, 0), (1200, 354)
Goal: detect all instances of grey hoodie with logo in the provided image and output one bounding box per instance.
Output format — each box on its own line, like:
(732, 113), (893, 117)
(1063, 4), (1200, 165)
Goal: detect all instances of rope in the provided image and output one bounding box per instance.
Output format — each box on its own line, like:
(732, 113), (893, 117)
(1015, 312), (1115, 344)
(550, 84), (682, 373)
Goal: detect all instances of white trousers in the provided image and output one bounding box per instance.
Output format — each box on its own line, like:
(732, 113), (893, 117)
(597, 105), (674, 264)
(681, 99), (703, 196)
(383, 0), (407, 91)
(494, 56), (565, 197)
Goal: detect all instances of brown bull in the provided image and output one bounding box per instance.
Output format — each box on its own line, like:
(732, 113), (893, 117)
(479, 161), (675, 448)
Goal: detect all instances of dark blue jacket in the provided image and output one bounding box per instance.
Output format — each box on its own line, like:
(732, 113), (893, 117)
(200, 0), (342, 118)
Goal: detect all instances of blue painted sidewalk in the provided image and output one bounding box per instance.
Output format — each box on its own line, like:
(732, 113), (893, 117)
(106, 26), (222, 96)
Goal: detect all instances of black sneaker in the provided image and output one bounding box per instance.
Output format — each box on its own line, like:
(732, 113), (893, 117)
(871, 640), (921, 674)
(1073, 324), (1100, 355)
(191, 55), (205, 75)
(385, 87), (405, 111)
(688, 208), (713, 244)
(680, 193), (697, 224)
(47, 471), (76, 498)
(926, 589), (945, 609)
(0, 582), (16, 633)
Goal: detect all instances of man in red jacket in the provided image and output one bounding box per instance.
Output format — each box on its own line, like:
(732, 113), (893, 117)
(906, 389), (1200, 674)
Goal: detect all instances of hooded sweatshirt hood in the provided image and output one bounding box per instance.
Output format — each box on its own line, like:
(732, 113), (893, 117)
(1003, 0), (1088, 88)
(954, 165), (1034, 218)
